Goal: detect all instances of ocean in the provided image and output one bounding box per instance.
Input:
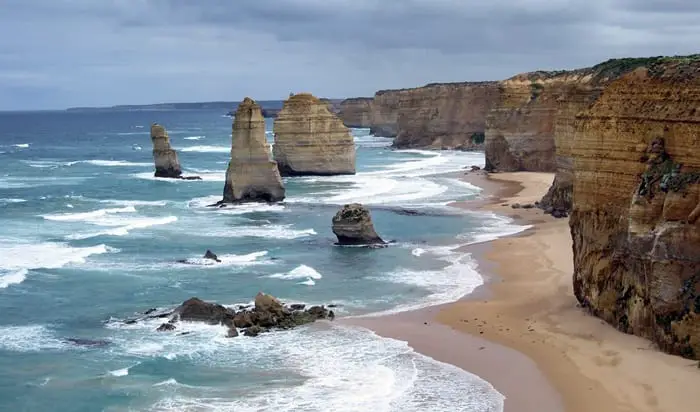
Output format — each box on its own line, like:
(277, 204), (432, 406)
(0, 109), (525, 411)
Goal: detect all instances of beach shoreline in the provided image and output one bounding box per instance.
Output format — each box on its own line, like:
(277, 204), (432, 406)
(343, 170), (700, 412)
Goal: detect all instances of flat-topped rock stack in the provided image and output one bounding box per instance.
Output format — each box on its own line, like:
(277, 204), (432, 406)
(221, 97), (285, 203)
(273, 93), (356, 176)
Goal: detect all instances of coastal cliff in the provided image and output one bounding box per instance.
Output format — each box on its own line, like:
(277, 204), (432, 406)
(273, 93), (356, 176)
(484, 72), (587, 173)
(338, 97), (374, 128)
(569, 57), (700, 359)
(369, 82), (500, 149)
(222, 97), (285, 203)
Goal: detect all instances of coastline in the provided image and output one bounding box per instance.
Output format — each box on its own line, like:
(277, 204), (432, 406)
(344, 171), (700, 412)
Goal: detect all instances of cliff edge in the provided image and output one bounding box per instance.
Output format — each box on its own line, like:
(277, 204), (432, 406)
(569, 57), (700, 359)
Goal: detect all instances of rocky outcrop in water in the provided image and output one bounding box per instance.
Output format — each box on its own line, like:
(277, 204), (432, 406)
(368, 83), (500, 149)
(331, 203), (385, 245)
(273, 93), (356, 176)
(149, 123), (202, 180)
(147, 293), (334, 337)
(221, 97), (285, 203)
(338, 97), (374, 128)
(150, 123), (183, 178)
(569, 57), (700, 359)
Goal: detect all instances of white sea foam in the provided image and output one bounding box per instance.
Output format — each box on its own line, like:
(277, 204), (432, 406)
(0, 241), (115, 271)
(183, 136), (205, 140)
(107, 362), (140, 377)
(180, 251), (269, 267)
(411, 248), (426, 257)
(65, 216), (178, 240)
(144, 324), (504, 412)
(187, 169), (226, 182)
(459, 211), (531, 245)
(13, 143), (30, 148)
(81, 160), (152, 167)
(0, 325), (68, 352)
(99, 199), (169, 207)
(298, 278), (316, 286)
(203, 225), (316, 240)
(43, 206), (136, 222)
(180, 145), (229, 153)
(269, 264), (323, 280)
(286, 150), (484, 207)
(0, 198), (27, 204)
(117, 131), (148, 136)
(0, 269), (27, 289)
(130, 172), (203, 182)
(187, 196), (287, 214)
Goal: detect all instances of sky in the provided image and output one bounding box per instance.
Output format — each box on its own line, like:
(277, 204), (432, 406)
(0, 0), (698, 110)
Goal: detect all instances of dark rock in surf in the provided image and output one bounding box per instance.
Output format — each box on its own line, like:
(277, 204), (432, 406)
(203, 250), (222, 263)
(65, 338), (110, 347)
(156, 323), (176, 332)
(331, 203), (385, 246)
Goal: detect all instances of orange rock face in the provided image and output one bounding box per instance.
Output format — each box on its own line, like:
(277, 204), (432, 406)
(484, 71), (596, 173)
(369, 82), (500, 149)
(569, 60), (700, 359)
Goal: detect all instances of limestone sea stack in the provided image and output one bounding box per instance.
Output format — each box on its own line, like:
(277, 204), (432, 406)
(273, 93), (356, 176)
(331, 203), (385, 245)
(221, 97), (285, 203)
(150, 123), (182, 178)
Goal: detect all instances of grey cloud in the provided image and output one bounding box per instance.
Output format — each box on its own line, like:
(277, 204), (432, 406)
(0, 0), (699, 110)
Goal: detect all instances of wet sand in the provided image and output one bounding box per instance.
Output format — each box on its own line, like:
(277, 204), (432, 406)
(344, 171), (700, 412)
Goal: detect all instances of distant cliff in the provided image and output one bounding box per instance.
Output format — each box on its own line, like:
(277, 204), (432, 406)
(568, 56), (700, 359)
(338, 97), (374, 128)
(367, 82), (500, 149)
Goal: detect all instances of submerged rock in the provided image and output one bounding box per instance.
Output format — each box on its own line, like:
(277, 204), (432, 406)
(273, 93), (356, 176)
(221, 97), (285, 203)
(65, 338), (110, 347)
(331, 203), (385, 245)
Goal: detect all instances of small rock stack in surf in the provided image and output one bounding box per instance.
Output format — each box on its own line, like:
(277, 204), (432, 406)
(150, 123), (182, 178)
(221, 97), (285, 203)
(273, 93), (356, 176)
(332, 203), (385, 246)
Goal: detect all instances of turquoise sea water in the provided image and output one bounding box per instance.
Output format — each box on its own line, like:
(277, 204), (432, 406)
(0, 110), (525, 411)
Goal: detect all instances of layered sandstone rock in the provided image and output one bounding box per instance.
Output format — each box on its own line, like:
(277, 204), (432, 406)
(331, 203), (385, 245)
(273, 93), (356, 176)
(569, 58), (700, 359)
(221, 97), (285, 203)
(150, 123), (182, 178)
(338, 97), (374, 128)
(484, 72), (588, 173)
(368, 82), (500, 149)
(393, 82), (500, 149)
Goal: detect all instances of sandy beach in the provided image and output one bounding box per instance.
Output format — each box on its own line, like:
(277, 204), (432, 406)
(346, 171), (700, 412)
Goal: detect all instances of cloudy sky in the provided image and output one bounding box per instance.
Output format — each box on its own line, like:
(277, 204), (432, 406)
(0, 0), (698, 110)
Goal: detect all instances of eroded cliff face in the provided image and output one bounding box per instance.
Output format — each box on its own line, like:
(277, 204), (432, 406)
(337, 97), (374, 128)
(570, 61), (700, 359)
(368, 82), (499, 149)
(393, 82), (500, 149)
(484, 72), (594, 173)
(273, 93), (356, 176)
(222, 97), (285, 203)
